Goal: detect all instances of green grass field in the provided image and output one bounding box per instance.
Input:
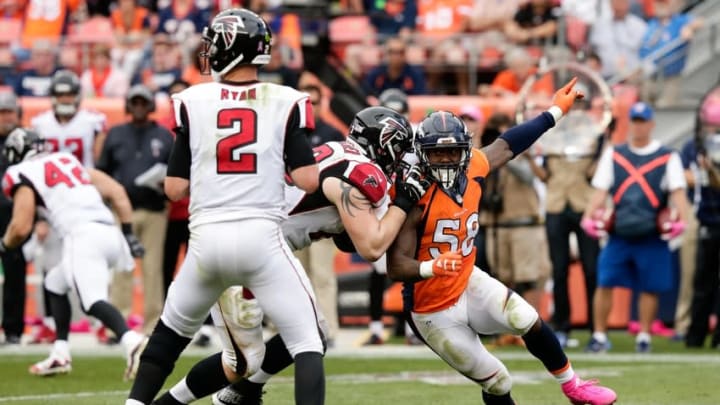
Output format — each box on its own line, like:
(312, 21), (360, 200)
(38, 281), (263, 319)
(0, 331), (718, 404)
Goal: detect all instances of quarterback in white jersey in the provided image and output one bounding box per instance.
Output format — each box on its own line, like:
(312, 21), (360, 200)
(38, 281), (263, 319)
(152, 106), (430, 405)
(0, 128), (146, 379)
(127, 9), (323, 405)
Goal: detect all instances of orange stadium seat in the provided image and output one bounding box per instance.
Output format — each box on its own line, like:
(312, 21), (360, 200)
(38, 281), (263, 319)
(67, 16), (116, 45)
(329, 15), (374, 44)
(406, 44), (427, 66)
(0, 19), (21, 45)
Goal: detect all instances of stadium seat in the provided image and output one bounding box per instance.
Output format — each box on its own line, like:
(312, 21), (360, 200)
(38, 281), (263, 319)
(0, 19), (22, 45)
(406, 44), (427, 66)
(67, 17), (116, 45)
(328, 15), (374, 44)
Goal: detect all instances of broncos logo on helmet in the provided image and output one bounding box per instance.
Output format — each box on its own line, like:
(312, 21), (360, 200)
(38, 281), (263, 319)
(415, 111), (472, 192)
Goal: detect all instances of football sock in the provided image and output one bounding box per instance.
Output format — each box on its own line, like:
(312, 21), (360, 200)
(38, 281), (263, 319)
(522, 320), (570, 378)
(53, 339), (70, 358)
(87, 301), (129, 338)
(592, 332), (608, 343)
(369, 321), (384, 337)
(128, 320), (191, 403)
(550, 363), (575, 384)
(636, 332), (651, 343)
(183, 352), (230, 399)
(260, 333), (293, 374)
(151, 391), (185, 405)
(368, 270), (386, 321)
(47, 292), (71, 341)
(248, 369), (272, 384)
(482, 391), (515, 404)
(233, 378), (265, 398)
(294, 351), (325, 405)
(42, 286), (54, 323)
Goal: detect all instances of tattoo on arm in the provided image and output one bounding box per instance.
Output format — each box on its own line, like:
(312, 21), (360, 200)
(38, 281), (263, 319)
(339, 181), (373, 217)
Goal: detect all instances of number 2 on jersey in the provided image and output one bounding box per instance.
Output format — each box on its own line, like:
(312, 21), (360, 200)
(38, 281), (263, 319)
(44, 157), (90, 188)
(217, 108), (257, 174)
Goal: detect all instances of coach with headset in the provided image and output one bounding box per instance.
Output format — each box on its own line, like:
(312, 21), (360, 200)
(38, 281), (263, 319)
(97, 84), (174, 336)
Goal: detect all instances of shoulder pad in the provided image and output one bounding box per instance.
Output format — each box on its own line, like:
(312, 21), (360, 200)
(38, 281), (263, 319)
(342, 161), (388, 206)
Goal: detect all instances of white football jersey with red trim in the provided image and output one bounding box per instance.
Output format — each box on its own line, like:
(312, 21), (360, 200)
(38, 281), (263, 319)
(2, 152), (114, 236)
(31, 109), (106, 168)
(282, 141), (389, 250)
(173, 81), (314, 229)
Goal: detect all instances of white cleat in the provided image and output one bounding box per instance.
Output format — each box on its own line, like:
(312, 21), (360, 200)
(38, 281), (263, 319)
(29, 353), (72, 376)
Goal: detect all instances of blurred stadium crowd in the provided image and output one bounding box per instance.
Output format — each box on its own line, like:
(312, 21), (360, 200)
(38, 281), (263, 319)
(1, 0), (720, 356)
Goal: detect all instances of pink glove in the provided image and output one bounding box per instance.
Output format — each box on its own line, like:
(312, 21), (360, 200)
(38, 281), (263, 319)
(661, 220), (686, 240)
(581, 217), (606, 240)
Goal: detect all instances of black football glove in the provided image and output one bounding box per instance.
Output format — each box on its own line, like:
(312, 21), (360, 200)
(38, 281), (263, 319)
(392, 165), (431, 214)
(122, 223), (145, 258)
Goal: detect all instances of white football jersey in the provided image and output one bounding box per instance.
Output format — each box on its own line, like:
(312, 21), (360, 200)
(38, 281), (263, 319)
(31, 109), (106, 168)
(282, 141), (390, 251)
(2, 152), (114, 237)
(172, 81), (313, 229)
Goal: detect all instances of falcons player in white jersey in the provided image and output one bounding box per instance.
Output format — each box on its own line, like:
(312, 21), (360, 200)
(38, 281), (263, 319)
(150, 106), (429, 405)
(127, 9), (323, 405)
(31, 69), (106, 168)
(27, 69), (107, 345)
(0, 128), (146, 378)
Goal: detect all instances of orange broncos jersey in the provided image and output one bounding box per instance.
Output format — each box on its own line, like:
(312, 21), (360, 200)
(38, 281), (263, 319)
(416, 0), (473, 38)
(410, 149), (489, 313)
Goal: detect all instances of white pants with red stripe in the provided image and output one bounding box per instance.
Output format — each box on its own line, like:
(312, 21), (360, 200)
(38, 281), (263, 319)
(161, 219), (323, 357)
(44, 222), (134, 311)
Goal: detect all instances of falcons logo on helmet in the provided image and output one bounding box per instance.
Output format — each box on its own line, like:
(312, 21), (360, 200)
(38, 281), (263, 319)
(212, 15), (245, 48)
(378, 116), (408, 147)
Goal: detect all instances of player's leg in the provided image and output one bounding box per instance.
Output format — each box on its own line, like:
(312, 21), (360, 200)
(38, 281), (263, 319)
(409, 295), (515, 404)
(545, 212), (572, 341)
(571, 209), (600, 334)
(466, 267), (616, 405)
(29, 265), (72, 376)
(365, 260), (387, 345)
(127, 232), (229, 405)
(246, 221), (325, 405)
(635, 238), (674, 352)
(68, 225), (146, 378)
(213, 309), (332, 405)
(589, 237), (633, 352)
(155, 287), (267, 404)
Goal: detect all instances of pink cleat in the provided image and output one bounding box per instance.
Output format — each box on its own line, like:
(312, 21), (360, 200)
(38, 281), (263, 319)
(561, 375), (617, 405)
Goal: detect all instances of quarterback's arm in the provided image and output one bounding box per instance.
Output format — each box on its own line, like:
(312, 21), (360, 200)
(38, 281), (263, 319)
(88, 168), (134, 225)
(165, 109), (191, 201)
(2, 186), (36, 249)
(324, 177), (407, 262)
(483, 78), (583, 171)
(386, 206), (423, 282)
(285, 105), (319, 193)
